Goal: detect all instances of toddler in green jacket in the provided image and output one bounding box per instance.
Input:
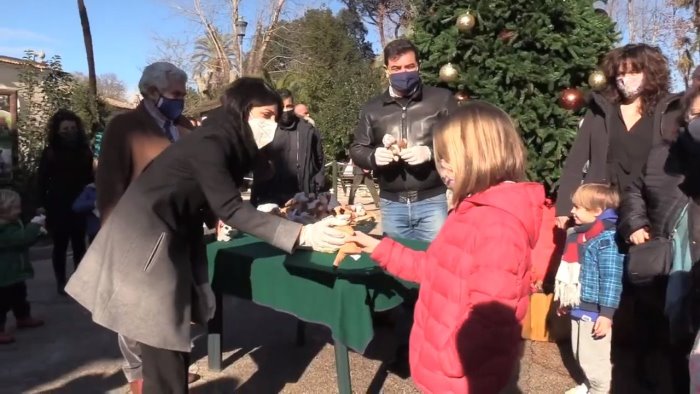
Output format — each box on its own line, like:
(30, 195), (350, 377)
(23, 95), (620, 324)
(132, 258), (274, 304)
(0, 189), (45, 344)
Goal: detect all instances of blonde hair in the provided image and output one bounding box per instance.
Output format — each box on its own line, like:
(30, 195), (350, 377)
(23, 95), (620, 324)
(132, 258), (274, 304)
(0, 189), (21, 224)
(433, 101), (527, 206)
(571, 183), (620, 212)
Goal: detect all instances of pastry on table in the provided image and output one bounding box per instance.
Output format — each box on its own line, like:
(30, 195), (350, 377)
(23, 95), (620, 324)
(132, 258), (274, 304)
(332, 225), (361, 268)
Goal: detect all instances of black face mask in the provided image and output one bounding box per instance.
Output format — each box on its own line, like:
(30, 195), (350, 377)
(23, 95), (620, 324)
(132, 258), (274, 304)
(279, 110), (297, 128)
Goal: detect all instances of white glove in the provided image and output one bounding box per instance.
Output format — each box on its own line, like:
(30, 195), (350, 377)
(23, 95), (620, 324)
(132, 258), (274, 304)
(299, 220), (348, 253)
(30, 215), (45, 226)
(374, 147), (396, 166)
(382, 134), (397, 148)
(399, 146), (432, 165)
(197, 283), (216, 322)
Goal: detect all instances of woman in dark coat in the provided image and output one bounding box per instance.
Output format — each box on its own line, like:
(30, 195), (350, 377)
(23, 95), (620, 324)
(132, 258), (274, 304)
(619, 85), (700, 393)
(37, 109), (93, 295)
(65, 78), (346, 393)
(555, 44), (680, 226)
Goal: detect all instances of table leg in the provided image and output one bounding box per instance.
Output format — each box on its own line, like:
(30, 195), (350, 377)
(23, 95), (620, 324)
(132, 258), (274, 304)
(295, 320), (306, 346)
(207, 290), (224, 372)
(333, 339), (352, 394)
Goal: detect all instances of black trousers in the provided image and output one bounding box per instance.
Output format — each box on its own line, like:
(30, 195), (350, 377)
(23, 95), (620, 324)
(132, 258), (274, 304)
(631, 281), (692, 393)
(49, 211), (87, 287)
(348, 174), (380, 206)
(0, 282), (30, 328)
(141, 343), (189, 394)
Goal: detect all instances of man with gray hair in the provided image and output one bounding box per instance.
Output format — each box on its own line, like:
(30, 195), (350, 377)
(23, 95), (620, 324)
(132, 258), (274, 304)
(96, 62), (194, 393)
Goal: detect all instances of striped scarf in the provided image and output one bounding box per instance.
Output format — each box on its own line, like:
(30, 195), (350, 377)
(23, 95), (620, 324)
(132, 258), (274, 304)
(554, 220), (605, 307)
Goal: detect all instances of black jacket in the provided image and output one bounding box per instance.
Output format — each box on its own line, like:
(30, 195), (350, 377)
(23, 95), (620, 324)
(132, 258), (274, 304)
(350, 85), (458, 194)
(37, 145), (93, 218)
(555, 93), (683, 216)
(619, 129), (700, 257)
(251, 117), (325, 206)
(618, 123), (700, 331)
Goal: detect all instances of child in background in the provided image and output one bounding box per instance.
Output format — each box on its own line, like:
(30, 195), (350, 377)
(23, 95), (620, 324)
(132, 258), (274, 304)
(72, 184), (98, 242)
(0, 189), (46, 344)
(72, 132), (102, 242)
(555, 183), (624, 394)
(350, 102), (545, 393)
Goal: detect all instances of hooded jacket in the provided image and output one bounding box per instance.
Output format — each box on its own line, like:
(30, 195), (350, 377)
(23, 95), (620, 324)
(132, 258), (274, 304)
(371, 182), (544, 393)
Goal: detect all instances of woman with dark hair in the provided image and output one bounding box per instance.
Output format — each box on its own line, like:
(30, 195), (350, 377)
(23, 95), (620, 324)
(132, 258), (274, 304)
(64, 77), (347, 393)
(555, 44), (680, 226)
(618, 84), (700, 392)
(37, 109), (93, 295)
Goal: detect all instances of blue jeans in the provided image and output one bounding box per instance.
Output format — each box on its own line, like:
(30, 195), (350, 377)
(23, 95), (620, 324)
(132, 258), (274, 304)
(380, 194), (448, 242)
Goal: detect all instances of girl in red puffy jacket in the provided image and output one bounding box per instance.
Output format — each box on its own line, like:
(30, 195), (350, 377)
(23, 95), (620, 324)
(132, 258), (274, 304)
(351, 101), (544, 393)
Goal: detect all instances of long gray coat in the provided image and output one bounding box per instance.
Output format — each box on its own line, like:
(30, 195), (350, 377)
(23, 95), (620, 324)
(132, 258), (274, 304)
(66, 109), (302, 352)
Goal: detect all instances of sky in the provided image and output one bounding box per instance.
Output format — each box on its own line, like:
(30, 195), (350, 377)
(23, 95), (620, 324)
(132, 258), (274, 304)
(2, 1), (686, 94)
(0, 0), (370, 97)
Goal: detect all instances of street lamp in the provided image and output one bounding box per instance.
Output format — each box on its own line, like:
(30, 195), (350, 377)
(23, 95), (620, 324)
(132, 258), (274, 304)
(235, 17), (248, 77)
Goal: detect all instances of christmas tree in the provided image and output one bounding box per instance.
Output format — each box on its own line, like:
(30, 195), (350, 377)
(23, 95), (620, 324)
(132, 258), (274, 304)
(411, 0), (618, 194)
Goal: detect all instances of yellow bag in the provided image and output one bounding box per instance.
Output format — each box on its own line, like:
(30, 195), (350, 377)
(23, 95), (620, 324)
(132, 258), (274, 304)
(522, 293), (551, 341)
(522, 293), (570, 342)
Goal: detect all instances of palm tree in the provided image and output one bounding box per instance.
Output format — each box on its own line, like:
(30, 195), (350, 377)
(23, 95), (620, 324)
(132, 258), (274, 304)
(77, 0), (97, 101)
(191, 29), (235, 92)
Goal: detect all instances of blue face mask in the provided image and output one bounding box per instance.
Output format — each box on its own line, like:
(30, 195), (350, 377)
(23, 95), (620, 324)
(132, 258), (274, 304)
(157, 96), (185, 121)
(389, 71), (421, 95)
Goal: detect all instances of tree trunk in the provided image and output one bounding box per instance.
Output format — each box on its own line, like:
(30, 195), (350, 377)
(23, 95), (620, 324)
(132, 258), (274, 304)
(247, 0), (286, 75)
(378, 3), (387, 49)
(77, 0), (97, 108)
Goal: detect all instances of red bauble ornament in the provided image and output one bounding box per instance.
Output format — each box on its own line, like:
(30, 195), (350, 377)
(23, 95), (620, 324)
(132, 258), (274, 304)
(498, 29), (516, 42)
(455, 91), (470, 102)
(559, 88), (584, 111)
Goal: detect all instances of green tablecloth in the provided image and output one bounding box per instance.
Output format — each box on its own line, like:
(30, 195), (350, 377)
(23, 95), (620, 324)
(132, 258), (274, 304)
(207, 234), (424, 353)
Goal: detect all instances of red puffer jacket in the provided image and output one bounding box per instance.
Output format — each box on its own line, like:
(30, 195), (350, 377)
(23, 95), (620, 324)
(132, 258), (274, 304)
(372, 182), (544, 393)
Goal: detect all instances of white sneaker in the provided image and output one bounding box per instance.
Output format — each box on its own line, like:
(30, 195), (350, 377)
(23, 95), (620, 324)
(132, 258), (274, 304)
(564, 384), (588, 394)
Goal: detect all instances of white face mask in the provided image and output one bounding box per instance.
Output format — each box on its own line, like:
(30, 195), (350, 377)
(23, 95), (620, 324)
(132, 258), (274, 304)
(248, 118), (278, 149)
(616, 73), (644, 99)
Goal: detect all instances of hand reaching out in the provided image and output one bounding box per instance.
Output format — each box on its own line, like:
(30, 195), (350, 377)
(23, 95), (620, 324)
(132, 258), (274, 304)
(299, 220), (348, 252)
(347, 231), (381, 254)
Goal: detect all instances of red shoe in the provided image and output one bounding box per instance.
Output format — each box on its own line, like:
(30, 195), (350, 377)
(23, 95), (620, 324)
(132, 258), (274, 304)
(0, 331), (15, 344)
(129, 379), (143, 394)
(16, 317), (44, 329)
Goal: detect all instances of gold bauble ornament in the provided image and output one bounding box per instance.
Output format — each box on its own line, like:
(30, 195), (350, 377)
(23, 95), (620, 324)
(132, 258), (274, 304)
(439, 63), (459, 83)
(588, 70), (607, 91)
(456, 12), (477, 33)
